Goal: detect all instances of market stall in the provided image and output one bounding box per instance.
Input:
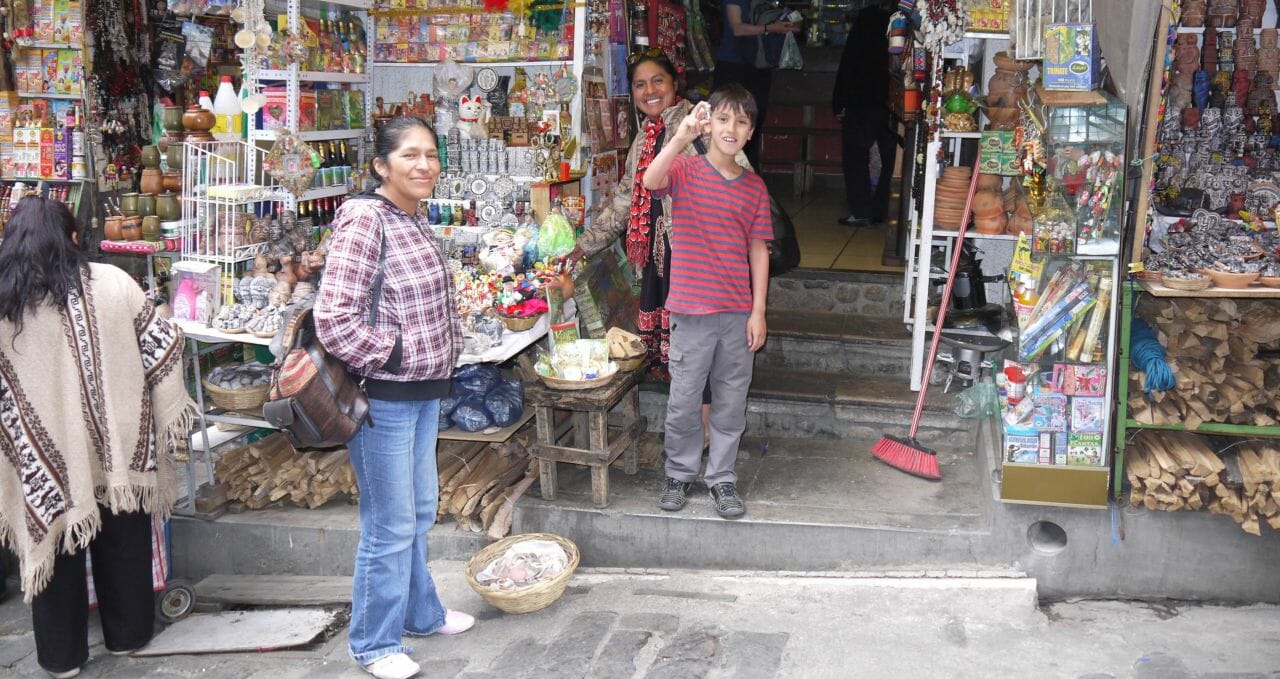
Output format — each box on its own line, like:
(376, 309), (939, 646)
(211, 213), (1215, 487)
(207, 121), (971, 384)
(895, 1), (1122, 506)
(1118, 0), (1280, 535)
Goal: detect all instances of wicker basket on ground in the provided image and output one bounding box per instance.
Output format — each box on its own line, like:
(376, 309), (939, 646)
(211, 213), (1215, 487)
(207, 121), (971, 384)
(465, 533), (580, 614)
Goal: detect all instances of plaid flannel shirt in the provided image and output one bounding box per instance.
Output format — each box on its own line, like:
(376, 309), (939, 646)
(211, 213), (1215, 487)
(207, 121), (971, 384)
(316, 195), (462, 381)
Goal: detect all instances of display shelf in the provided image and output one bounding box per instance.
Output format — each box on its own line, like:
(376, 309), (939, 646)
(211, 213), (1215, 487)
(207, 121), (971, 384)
(250, 128), (364, 142)
(176, 320), (274, 346)
(257, 69), (370, 83)
(928, 231), (1020, 240)
(1122, 419), (1280, 437)
(963, 31), (1011, 40)
(8, 176), (86, 183)
(371, 60), (572, 68)
(205, 412), (273, 429)
(1176, 26), (1234, 34)
(16, 92), (82, 100)
(457, 315), (550, 366)
(438, 408), (535, 442)
(1138, 280), (1280, 299)
(940, 130), (983, 139)
(299, 185), (351, 201)
(22, 40), (82, 49)
(304, 0), (370, 8)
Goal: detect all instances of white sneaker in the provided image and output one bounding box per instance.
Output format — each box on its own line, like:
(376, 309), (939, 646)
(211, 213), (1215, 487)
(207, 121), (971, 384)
(48, 669), (80, 679)
(436, 609), (475, 635)
(361, 653), (420, 679)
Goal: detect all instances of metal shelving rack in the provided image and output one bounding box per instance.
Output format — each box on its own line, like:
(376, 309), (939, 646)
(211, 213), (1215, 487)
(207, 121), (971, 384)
(246, 0), (373, 210)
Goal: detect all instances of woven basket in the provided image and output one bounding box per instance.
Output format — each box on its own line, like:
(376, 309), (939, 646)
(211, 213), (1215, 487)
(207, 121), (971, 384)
(497, 312), (544, 332)
(202, 379), (270, 412)
(539, 371), (616, 391)
(613, 354), (646, 372)
(1161, 274), (1211, 291)
(465, 533), (580, 614)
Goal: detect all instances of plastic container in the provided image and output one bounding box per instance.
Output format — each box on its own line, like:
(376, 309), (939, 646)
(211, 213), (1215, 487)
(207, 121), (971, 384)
(212, 76), (243, 141)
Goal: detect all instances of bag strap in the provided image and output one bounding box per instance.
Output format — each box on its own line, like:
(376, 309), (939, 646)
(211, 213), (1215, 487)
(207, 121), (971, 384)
(368, 227), (387, 326)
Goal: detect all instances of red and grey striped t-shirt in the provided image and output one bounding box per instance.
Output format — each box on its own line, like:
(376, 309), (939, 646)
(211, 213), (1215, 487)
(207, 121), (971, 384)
(657, 154), (772, 315)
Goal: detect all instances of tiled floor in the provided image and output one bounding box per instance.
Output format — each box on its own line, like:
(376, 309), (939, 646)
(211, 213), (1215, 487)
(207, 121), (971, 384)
(775, 185), (906, 273)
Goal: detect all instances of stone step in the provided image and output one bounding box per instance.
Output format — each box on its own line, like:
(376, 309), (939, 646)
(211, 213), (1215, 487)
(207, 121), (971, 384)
(515, 432), (993, 573)
(640, 366), (965, 445)
(757, 309), (912, 376)
(769, 270), (905, 318)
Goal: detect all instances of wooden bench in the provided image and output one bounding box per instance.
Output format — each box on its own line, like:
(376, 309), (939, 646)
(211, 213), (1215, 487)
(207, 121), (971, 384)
(525, 368), (642, 508)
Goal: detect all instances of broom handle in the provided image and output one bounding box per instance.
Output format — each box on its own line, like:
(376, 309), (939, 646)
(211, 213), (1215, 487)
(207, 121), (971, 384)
(909, 162), (981, 438)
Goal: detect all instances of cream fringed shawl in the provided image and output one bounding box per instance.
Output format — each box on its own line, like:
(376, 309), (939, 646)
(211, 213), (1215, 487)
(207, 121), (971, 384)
(0, 263), (197, 602)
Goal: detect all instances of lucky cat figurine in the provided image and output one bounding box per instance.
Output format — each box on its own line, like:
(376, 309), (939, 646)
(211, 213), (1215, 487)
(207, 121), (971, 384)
(456, 95), (490, 140)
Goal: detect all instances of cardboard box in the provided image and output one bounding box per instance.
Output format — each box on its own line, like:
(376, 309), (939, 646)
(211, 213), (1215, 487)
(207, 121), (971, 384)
(1043, 23), (1101, 91)
(299, 89), (316, 131)
(315, 90), (334, 131)
(261, 87), (287, 129)
(39, 127), (55, 178)
(53, 127), (70, 179)
(347, 90), (366, 129)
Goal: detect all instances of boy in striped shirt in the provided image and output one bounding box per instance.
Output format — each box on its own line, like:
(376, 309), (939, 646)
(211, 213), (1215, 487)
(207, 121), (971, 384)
(642, 84), (772, 519)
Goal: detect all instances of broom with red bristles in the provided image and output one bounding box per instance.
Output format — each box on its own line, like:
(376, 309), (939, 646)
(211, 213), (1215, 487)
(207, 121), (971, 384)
(870, 159), (983, 481)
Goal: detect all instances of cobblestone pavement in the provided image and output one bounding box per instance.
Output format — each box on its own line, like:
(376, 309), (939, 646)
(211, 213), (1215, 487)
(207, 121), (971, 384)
(2, 566), (1280, 678)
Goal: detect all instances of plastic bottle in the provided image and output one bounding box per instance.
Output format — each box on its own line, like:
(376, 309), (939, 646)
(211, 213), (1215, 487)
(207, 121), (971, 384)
(173, 277), (197, 320)
(198, 89), (215, 114)
(212, 76), (243, 141)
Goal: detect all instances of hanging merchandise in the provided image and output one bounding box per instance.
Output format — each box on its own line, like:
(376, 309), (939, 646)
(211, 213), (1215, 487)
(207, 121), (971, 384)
(918, 0), (968, 52)
(87, 0), (155, 190)
(263, 131), (320, 196)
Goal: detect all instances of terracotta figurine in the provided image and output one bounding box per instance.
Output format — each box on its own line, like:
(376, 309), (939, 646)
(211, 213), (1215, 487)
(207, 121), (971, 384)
(1259, 29), (1280, 83)
(1236, 18), (1258, 73)
(1183, 0), (1207, 27)
(1174, 33), (1202, 74)
(1240, 0), (1265, 25)
(1203, 27), (1219, 74)
(1234, 68), (1252, 107)
(1208, 0), (1239, 28)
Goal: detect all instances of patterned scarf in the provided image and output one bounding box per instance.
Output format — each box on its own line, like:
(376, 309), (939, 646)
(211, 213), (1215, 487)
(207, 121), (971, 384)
(625, 116), (666, 269)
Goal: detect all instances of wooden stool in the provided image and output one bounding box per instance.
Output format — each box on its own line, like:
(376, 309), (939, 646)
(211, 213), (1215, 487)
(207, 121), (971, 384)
(525, 369), (642, 508)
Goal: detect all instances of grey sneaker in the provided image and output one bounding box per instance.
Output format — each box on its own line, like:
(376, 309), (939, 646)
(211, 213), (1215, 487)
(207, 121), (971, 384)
(709, 482), (745, 519)
(658, 477), (692, 511)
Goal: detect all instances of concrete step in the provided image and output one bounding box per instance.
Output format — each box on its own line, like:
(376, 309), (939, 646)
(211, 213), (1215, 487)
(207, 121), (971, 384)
(769, 270), (904, 318)
(640, 366), (965, 445)
(514, 433), (993, 573)
(757, 309), (912, 377)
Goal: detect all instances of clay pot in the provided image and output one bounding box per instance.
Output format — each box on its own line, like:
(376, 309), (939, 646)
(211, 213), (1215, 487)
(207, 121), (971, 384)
(141, 215), (162, 241)
(138, 194), (156, 218)
(987, 52), (1034, 108)
(119, 192), (140, 216)
(972, 191), (1004, 218)
(162, 171), (182, 192)
(167, 144), (184, 170)
(104, 215), (124, 241)
(986, 107), (1020, 130)
(1006, 213), (1033, 236)
(120, 216), (143, 241)
(141, 145), (162, 169)
(162, 106), (185, 133)
(976, 174), (1003, 192)
(974, 212), (1007, 235)
(156, 192), (181, 222)
(140, 168), (164, 195)
(182, 105), (215, 134)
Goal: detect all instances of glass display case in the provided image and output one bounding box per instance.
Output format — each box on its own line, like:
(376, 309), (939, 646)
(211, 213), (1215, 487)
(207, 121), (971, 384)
(999, 91), (1125, 508)
(1041, 89), (1127, 256)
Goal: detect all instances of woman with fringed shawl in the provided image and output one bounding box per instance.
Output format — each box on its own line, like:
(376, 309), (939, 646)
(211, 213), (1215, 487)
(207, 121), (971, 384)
(0, 197), (196, 678)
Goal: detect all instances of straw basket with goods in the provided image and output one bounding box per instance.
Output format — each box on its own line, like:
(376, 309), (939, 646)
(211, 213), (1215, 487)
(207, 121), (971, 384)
(202, 379), (270, 412)
(606, 327), (646, 372)
(465, 533), (580, 614)
(539, 368), (617, 391)
(496, 311), (545, 332)
(203, 363), (273, 412)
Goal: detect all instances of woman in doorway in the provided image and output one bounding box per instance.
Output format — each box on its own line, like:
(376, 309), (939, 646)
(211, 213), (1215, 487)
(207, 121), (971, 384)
(315, 117), (473, 679)
(713, 0), (800, 168)
(0, 196), (195, 678)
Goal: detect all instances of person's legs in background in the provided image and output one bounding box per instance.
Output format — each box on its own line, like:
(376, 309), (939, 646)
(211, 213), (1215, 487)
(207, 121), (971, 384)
(872, 109), (897, 223)
(840, 110), (875, 225)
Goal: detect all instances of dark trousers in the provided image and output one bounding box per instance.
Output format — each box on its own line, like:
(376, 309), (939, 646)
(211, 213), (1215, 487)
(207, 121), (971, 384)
(841, 107), (897, 221)
(713, 61), (772, 169)
(32, 507), (154, 674)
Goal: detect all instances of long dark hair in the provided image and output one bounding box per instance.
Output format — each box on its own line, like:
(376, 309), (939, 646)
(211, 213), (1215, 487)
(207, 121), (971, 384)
(369, 116), (438, 186)
(626, 50), (678, 85)
(0, 196), (87, 335)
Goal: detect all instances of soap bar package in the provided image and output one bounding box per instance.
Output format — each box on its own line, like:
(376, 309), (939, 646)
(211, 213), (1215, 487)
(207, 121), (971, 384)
(1043, 23), (1100, 91)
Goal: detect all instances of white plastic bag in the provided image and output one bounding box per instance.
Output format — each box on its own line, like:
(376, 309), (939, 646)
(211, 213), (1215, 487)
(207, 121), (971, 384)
(779, 32), (804, 70)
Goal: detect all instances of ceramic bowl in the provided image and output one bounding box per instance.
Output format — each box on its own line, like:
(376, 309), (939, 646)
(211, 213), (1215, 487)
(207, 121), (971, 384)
(1202, 269), (1260, 288)
(1258, 276), (1280, 288)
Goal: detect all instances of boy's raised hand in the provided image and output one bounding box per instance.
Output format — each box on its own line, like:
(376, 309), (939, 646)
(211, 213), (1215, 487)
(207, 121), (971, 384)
(675, 101), (711, 144)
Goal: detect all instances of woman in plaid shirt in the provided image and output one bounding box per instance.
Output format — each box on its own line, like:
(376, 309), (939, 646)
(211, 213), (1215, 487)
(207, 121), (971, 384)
(315, 117), (472, 679)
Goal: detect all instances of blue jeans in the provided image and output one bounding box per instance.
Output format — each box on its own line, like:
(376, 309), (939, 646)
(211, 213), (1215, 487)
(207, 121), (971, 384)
(347, 398), (447, 665)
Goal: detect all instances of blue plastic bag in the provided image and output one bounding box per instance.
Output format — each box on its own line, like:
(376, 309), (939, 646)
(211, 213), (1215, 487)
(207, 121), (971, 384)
(484, 379), (525, 427)
(451, 394), (492, 432)
(454, 363), (501, 395)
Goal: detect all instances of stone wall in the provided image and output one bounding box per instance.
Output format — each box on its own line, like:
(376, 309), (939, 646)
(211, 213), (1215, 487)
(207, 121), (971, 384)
(769, 271), (905, 318)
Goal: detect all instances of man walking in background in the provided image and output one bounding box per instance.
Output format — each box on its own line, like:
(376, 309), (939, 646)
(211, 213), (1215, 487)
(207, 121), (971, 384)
(833, 0), (896, 227)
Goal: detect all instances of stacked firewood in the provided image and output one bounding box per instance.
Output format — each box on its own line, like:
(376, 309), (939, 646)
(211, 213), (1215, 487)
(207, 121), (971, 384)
(437, 434), (538, 539)
(1129, 297), (1280, 430)
(214, 434), (357, 510)
(212, 430), (539, 537)
(1127, 431), (1280, 535)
